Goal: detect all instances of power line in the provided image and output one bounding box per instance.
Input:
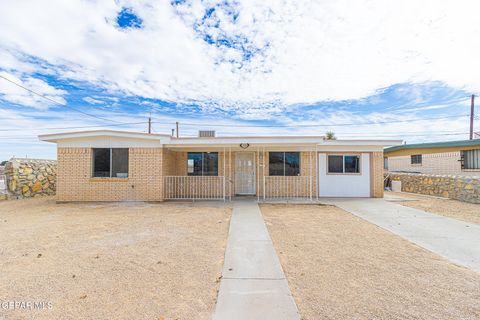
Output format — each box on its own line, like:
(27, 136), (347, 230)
(0, 131), (470, 140)
(0, 74), (121, 123)
(158, 114), (469, 128)
(0, 121), (147, 132)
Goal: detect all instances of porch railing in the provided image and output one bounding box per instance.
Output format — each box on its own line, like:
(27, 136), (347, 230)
(263, 176), (313, 201)
(164, 176), (226, 200)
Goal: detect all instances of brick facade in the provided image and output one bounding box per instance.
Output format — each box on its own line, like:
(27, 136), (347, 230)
(370, 152), (384, 198)
(57, 147), (163, 202)
(387, 151), (480, 176)
(57, 147), (383, 201)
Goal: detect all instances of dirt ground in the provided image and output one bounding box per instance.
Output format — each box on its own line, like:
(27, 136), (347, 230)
(0, 197), (232, 320)
(261, 204), (480, 320)
(386, 191), (480, 225)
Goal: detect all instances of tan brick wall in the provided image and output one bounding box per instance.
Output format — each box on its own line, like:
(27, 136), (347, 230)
(57, 147), (163, 202)
(370, 152), (384, 198)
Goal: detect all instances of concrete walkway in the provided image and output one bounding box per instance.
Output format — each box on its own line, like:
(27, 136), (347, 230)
(322, 198), (480, 272)
(213, 200), (300, 320)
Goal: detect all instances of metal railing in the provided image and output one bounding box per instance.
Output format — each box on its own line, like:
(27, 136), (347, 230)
(164, 176), (226, 200)
(263, 176), (313, 201)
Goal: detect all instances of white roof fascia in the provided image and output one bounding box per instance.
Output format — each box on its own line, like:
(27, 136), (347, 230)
(167, 136), (325, 146)
(39, 130), (170, 143)
(317, 139), (403, 147)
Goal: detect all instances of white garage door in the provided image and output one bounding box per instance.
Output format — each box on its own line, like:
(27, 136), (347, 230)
(318, 153), (371, 197)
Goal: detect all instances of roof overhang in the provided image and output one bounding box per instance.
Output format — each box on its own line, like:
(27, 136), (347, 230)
(39, 130), (168, 143)
(38, 130), (402, 151)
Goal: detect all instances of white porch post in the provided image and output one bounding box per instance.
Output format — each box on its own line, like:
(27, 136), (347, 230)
(315, 144), (319, 200)
(223, 147), (226, 201)
(229, 147), (232, 201)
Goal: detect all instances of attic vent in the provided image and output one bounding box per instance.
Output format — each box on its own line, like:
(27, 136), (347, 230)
(198, 130), (215, 137)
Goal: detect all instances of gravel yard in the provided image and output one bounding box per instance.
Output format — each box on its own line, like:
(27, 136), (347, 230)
(261, 204), (480, 320)
(0, 197), (231, 320)
(387, 191), (480, 225)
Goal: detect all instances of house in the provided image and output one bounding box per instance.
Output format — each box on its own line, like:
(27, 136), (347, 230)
(38, 130), (401, 202)
(384, 139), (480, 175)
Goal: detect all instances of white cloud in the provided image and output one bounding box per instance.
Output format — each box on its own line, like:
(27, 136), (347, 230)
(82, 96), (103, 105)
(0, 0), (478, 116)
(0, 72), (66, 109)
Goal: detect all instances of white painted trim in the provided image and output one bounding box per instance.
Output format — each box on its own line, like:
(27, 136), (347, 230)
(39, 130), (402, 148)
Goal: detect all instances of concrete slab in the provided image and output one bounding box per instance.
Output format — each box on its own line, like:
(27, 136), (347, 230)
(213, 279), (299, 320)
(213, 200), (300, 320)
(222, 239), (285, 279)
(322, 198), (480, 272)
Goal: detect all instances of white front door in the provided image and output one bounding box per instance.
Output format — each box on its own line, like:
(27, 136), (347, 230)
(235, 152), (256, 195)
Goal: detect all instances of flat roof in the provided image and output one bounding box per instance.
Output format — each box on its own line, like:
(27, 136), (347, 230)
(38, 130), (402, 147)
(384, 139), (480, 152)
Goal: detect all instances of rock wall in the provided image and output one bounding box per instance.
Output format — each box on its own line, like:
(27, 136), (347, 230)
(387, 172), (480, 204)
(4, 158), (57, 199)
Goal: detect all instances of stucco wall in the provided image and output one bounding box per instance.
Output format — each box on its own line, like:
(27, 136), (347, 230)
(4, 158), (57, 199)
(387, 151), (480, 176)
(388, 172), (480, 204)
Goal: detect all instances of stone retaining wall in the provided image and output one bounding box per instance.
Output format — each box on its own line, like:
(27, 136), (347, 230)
(4, 158), (57, 199)
(387, 172), (480, 204)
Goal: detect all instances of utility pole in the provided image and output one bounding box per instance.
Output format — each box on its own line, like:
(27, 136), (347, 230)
(148, 117), (152, 134)
(470, 94), (475, 140)
(176, 121), (179, 138)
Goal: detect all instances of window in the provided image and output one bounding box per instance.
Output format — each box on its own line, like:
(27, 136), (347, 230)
(462, 150), (480, 169)
(327, 155), (360, 174)
(269, 152), (300, 176)
(187, 152), (218, 176)
(92, 148), (129, 178)
(411, 154), (422, 165)
(384, 157), (388, 170)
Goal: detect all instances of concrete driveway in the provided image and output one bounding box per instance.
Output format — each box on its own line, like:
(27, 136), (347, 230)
(321, 198), (480, 272)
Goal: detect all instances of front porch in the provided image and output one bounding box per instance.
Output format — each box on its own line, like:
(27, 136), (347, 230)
(162, 145), (317, 201)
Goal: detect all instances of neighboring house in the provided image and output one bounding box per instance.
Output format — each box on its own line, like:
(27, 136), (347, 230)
(384, 139), (480, 175)
(39, 130), (401, 202)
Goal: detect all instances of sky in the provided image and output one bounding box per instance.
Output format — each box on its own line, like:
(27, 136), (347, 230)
(0, 0), (479, 160)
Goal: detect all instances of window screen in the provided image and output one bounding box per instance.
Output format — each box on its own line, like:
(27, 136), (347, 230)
(93, 148), (111, 177)
(92, 148), (129, 178)
(411, 154), (422, 165)
(203, 152), (219, 176)
(269, 152), (285, 176)
(344, 155), (360, 173)
(112, 148), (129, 178)
(187, 152), (203, 176)
(269, 152), (300, 176)
(462, 150), (480, 169)
(284, 152), (300, 176)
(187, 152), (218, 176)
(328, 155), (360, 174)
(327, 155), (343, 173)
